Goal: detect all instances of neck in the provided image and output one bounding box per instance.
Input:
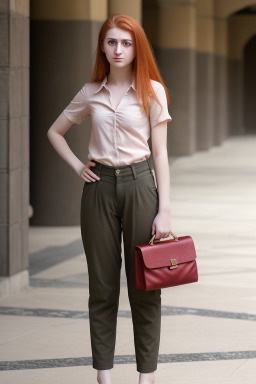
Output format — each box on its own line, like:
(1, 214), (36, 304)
(107, 65), (134, 86)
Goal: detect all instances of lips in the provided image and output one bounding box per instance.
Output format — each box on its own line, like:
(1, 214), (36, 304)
(114, 58), (123, 60)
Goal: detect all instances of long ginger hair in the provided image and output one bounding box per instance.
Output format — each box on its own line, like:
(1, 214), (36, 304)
(90, 13), (171, 118)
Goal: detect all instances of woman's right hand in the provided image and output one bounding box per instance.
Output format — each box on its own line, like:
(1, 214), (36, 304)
(79, 161), (100, 183)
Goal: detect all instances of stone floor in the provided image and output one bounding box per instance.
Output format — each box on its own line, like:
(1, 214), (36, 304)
(0, 133), (256, 383)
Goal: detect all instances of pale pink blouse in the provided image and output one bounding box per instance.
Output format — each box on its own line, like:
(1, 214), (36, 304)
(63, 75), (172, 166)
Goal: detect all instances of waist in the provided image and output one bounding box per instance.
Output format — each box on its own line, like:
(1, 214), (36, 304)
(91, 156), (153, 177)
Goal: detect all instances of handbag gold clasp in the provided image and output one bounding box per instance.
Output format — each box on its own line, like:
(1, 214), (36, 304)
(169, 259), (178, 269)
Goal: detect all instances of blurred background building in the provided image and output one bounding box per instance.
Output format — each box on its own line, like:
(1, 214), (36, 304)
(1, 0), (256, 295)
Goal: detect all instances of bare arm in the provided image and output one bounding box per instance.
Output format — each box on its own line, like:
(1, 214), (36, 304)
(47, 112), (100, 183)
(150, 120), (172, 238)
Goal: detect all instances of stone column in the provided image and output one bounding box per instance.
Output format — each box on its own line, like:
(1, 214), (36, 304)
(227, 13), (256, 135)
(196, 0), (215, 150)
(143, 0), (197, 156)
(29, 0), (107, 225)
(0, 0), (30, 298)
(108, 0), (142, 22)
(227, 16), (244, 136)
(214, 15), (228, 144)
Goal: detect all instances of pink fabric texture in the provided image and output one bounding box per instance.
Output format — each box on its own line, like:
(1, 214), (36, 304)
(63, 75), (172, 166)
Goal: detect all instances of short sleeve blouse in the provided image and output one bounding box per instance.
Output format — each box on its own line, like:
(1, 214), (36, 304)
(63, 76), (172, 166)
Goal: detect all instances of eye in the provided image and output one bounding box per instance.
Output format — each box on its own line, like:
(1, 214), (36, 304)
(107, 40), (132, 46)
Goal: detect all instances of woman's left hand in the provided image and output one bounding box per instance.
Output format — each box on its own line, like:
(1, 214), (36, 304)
(152, 210), (172, 240)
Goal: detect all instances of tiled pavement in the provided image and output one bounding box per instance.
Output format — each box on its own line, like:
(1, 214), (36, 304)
(0, 134), (256, 383)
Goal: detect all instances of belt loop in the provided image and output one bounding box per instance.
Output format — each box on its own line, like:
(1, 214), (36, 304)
(92, 159), (103, 178)
(146, 157), (152, 171)
(131, 164), (137, 179)
(98, 163), (103, 178)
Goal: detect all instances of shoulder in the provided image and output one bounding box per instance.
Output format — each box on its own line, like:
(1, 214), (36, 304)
(74, 82), (99, 98)
(81, 81), (102, 95)
(149, 79), (168, 105)
(150, 79), (165, 94)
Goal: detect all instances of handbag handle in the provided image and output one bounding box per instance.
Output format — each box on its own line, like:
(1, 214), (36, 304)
(148, 231), (179, 245)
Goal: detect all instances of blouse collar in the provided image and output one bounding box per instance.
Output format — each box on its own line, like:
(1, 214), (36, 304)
(94, 75), (136, 94)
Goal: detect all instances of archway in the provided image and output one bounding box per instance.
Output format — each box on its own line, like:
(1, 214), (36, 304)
(244, 35), (256, 132)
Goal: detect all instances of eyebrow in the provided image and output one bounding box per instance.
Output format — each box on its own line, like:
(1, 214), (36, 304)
(107, 38), (132, 42)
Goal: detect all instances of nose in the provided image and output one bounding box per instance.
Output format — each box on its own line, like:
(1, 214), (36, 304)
(115, 42), (122, 55)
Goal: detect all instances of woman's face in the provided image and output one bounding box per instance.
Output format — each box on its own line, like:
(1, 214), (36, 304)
(102, 27), (136, 68)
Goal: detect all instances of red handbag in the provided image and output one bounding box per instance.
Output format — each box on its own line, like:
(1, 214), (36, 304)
(135, 231), (198, 291)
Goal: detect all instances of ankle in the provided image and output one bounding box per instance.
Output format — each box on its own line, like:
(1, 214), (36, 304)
(97, 369), (112, 384)
(139, 371), (155, 384)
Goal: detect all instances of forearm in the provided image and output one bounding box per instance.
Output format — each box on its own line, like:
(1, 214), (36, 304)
(47, 131), (85, 175)
(152, 151), (171, 213)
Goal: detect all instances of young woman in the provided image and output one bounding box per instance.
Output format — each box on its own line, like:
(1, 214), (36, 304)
(47, 13), (172, 384)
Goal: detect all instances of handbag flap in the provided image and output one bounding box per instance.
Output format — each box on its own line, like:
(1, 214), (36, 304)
(135, 236), (197, 269)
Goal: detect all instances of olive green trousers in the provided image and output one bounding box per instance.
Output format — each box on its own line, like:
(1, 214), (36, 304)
(80, 156), (161, 373)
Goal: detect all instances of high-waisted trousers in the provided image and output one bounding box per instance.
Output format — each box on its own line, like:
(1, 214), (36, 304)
(80, 155), (161, 373)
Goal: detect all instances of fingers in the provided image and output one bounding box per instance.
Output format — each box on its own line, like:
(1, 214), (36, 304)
(153, 232), (171, 240)
(80, 161), (100, 183)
